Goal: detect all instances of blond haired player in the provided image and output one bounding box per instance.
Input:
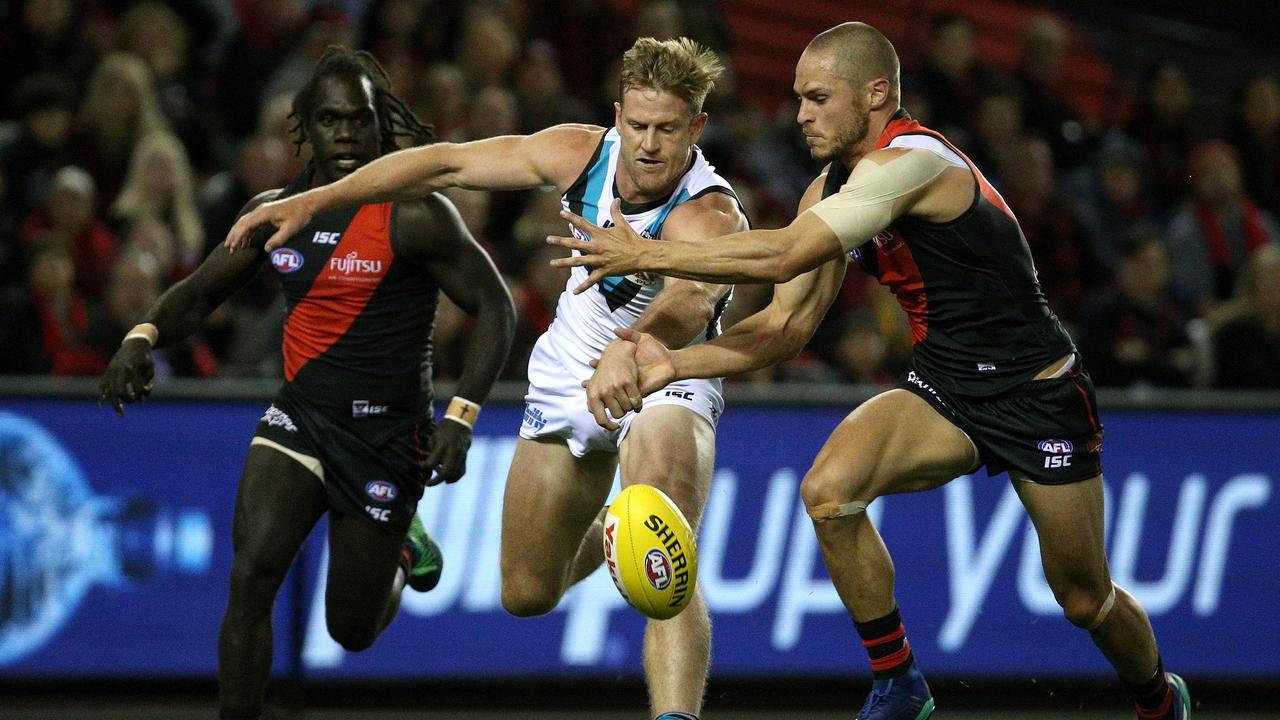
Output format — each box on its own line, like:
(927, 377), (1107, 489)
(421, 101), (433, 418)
(228, 38), (748, 720)
(551, 22), (1190, 720)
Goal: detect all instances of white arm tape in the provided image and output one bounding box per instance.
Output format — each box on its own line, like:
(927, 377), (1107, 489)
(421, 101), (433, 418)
(807, 149), (951, 252)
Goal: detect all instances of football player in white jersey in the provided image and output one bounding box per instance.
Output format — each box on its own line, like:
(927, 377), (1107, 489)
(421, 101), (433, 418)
(227, 37), (748, 720)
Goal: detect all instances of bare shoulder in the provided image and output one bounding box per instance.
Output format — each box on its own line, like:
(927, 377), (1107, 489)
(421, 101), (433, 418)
(663, 189), (748, 240)
(528, 123), (609, 188)
(239, 188), (284, 217)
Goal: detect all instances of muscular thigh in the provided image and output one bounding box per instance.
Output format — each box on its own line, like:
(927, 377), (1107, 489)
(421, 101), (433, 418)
(811, 389), (978, 500)
(233, 444), (328, 570)
(619, 405), (716, 529)
(500, 437), (617, 579)
(325, 511), (405, 619)
(1013, 473), (1110, 591)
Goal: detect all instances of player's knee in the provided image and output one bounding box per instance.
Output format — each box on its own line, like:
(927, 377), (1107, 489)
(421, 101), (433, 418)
(1056, 580), (1115, 629)
(800, 466), (872, 521)
(226, 554), (288, 616)
(500, 573), (561, 617)
(326, 612), (380, 652)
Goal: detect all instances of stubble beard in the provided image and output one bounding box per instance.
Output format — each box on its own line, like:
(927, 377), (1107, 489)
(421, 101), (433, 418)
(811, 110), (870, 165)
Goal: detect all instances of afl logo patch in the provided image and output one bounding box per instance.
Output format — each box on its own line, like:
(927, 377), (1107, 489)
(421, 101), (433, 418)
(644, 548), (672, 591)
(1038, 439), (1073, 454)
(365, 480), (397, 502)
(271, 248), (304, 273)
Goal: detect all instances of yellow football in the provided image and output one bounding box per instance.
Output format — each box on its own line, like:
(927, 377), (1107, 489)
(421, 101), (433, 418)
(602, 484), (698, 620)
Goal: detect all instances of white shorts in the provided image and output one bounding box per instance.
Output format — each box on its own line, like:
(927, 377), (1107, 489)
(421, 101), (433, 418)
(519, 330), (724, 457)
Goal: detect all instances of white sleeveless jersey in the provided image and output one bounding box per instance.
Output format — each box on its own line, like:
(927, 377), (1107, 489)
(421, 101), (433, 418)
(549, 127), (739, 366)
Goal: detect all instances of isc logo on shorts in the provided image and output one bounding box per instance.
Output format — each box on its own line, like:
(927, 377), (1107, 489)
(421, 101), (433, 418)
(271, 248), (304, 273)
(365, 480), (397, 503)
(1039, 438), (1074, 468)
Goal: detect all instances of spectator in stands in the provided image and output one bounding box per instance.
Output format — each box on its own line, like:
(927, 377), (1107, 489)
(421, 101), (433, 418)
(0, 243), (98, 374)
(1166, 140), (1279, 315)
(1003, 135), (1108, 326)
(467, 85), (520, 140)
(530, 0), (632, 103)
(217, 0), (307, 138)
(1070, 135), (1163, 267)
(18, 166), (116, 299)
(0, 0), (95, 116)
(455, 6), (519, 89)
(1211, 244), (1280, 389)
(829, 310), (906, 386)
(111, 131), (205, 278)
(2, 72), (76, 216)
(1077, 230), (1197, 388)
(261, 5), (354, 115)
(200, 134), (290, 257)
(86, 244), (218, 378)
(1015, 14), (1092, 169)
(513, 39), (593, 132)
(1226, 72), (1280, 219)
(912, 13), (998, 144)
(71, 52), (168, 212)
(962, 80), (1025, 189)
(117, 1), (220, 174)
(420, 62), (470, 141)
(507, 242), (570, 380)
(1127, 59), (1201, 212)
(258, 92), (308, 179)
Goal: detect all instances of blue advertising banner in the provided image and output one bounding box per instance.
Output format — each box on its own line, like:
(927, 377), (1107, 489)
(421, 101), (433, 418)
(0, 398), (1275, 679)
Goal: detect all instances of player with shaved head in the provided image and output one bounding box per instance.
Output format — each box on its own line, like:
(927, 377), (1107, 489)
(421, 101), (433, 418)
(551, 22), (1190, 720)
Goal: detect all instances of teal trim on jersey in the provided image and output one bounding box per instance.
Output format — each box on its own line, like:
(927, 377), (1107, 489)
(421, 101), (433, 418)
(645, 188), (691, 238)
(582, 139), (615, 220)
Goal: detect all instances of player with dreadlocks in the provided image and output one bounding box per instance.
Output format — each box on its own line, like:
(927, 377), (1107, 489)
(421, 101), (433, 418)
(99, 46), (515, 720)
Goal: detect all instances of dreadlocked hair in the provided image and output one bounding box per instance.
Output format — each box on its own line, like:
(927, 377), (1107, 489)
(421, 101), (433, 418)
(289, 45), (433, 156)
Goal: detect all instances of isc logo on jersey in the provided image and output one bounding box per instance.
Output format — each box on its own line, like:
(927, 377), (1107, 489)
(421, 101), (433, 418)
(602, 484), (698, 620)
(271, 248), (303, 273)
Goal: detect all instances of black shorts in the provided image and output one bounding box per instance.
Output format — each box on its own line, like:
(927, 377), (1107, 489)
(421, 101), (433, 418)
(252, 387), (432, 533)
(896, 361), (1104, 484)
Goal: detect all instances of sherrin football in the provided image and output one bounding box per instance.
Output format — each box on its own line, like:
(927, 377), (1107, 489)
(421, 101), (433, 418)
(602, 484), (698, 620)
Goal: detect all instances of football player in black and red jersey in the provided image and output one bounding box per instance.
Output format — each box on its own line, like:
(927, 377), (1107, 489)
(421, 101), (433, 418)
(98, 47), (514, 720)
(550, 22), (1189, 720)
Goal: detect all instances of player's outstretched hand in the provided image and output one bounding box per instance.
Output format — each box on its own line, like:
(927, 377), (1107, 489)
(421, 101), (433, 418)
(615, 327), (676, 398)
(225, 195), (314, 253)
(547, 199), (656, 293)
(98, 339), (155, 416)
(425, 418), (471, 486)
(584, 339), (644, 430)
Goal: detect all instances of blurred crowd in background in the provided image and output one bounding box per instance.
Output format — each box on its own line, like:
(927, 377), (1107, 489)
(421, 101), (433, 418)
(1, 0), (1277, 391)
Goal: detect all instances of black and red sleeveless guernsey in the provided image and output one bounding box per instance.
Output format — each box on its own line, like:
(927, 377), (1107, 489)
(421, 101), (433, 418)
(252, 168), (439, 531)
(828, 110), (1076, 397)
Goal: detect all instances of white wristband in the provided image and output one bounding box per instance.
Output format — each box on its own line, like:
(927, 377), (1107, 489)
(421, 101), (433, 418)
(123, 323), (159, 347)
(442, 414), (474, 430)
(443, 395), (481, 430)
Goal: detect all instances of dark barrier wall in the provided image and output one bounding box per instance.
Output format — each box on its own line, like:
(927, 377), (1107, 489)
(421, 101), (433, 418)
(1, 384), (1276, 679)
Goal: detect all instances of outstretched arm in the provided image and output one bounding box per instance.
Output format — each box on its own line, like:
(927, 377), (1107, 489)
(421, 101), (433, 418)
(99, 191), (277, 415)
(548, 147), (956, 287)
(585, 191), (747, 428)
(396, 195), (516, 485)
(623, 176), (848, 394)
(226, 124), (603, 251)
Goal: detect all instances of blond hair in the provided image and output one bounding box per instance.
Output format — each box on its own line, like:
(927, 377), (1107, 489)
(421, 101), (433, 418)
(619, 37), (723, 114)
(112, 131), (204, 267)
(80, 52), (167, 162)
